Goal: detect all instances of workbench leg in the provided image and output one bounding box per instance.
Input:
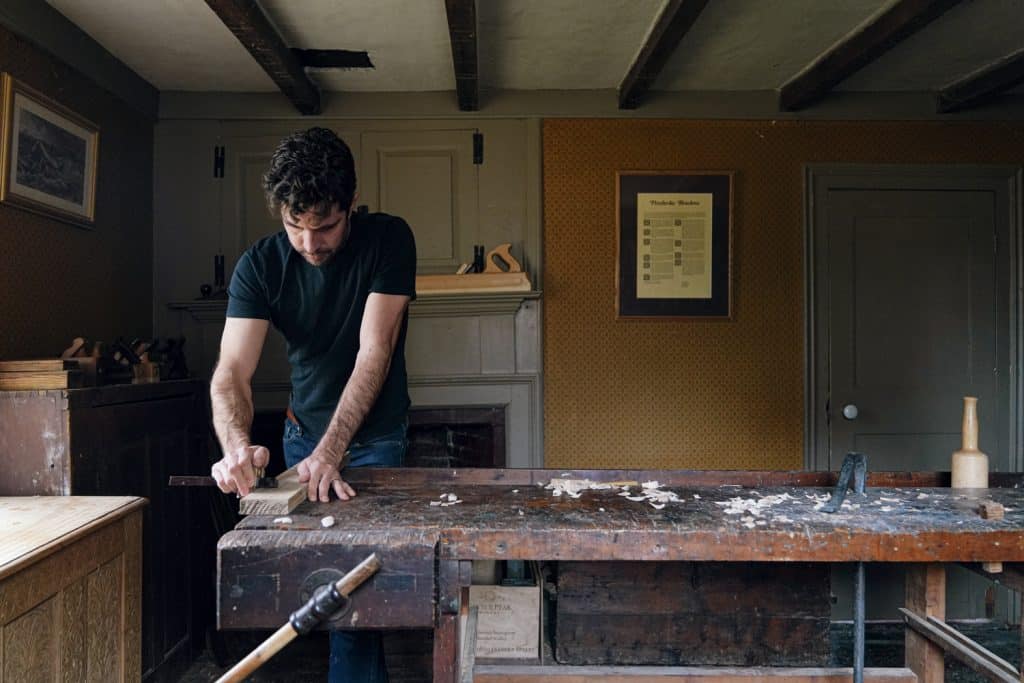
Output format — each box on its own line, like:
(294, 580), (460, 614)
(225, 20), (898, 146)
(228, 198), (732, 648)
(434, 560), (471, 683)
(433, 613), (459, 683)
(905, 564), (946, 683)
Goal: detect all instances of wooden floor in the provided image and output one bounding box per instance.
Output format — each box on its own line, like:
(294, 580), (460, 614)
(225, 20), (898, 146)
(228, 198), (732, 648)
(176, 622), (1020, 682)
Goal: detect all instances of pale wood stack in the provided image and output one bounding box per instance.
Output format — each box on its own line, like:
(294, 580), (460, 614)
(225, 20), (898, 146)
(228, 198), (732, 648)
(0, 359), (89, 391)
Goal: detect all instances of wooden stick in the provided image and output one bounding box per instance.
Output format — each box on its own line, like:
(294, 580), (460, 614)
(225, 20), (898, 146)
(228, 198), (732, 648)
(900, 608), (1018, 683)
(460, 605), (479, 683)
(215, 553), (381, 682)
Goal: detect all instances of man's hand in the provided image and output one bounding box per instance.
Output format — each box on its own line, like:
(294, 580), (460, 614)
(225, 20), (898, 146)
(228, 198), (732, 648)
(297, 448), (357, 502)
(211, 445), (270, 497)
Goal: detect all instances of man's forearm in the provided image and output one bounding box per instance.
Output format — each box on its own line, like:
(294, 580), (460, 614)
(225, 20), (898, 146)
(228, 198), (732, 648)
(318, 345), (392, 463)
(211, 366), (254, 454)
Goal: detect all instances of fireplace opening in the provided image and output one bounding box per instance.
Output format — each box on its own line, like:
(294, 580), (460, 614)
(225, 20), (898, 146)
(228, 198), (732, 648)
(406, 406), (506, 468)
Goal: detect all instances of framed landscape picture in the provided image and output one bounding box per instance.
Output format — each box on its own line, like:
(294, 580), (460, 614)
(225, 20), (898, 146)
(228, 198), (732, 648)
(0, 73), (99, 227)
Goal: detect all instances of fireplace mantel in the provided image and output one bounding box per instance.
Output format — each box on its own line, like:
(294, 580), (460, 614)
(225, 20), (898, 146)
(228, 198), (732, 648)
(166, 290), (544, 467)
(167, 290), (541, 321)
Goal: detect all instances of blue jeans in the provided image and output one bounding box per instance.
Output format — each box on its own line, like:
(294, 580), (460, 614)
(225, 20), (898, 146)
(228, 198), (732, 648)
(283, 417), (407, 683)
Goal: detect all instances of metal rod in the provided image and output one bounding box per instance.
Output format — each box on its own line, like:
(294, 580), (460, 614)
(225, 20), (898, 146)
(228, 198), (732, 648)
(854, 561), (866, 683)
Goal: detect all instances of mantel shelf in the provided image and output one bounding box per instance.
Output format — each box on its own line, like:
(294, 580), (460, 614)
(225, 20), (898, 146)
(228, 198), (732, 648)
(167, 290), (541, 322)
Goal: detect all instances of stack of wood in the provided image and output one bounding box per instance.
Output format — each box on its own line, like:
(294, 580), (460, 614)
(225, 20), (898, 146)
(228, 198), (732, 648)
(0, 359), (90, 390)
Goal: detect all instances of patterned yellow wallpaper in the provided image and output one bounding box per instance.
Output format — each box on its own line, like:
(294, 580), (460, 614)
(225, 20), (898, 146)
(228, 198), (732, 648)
(543, 118), (1024, 470)
(0, 26), (153, 360)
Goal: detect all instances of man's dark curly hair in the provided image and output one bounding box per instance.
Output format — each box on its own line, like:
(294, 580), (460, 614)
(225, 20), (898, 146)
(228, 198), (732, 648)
(263, 127), (356, 217)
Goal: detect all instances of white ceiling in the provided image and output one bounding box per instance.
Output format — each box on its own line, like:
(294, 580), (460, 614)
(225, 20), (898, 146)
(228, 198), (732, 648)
(44, 0), (1024, 95)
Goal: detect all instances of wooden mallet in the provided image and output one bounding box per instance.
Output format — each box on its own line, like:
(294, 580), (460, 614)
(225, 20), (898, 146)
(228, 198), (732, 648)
(215, 553), (381, 683)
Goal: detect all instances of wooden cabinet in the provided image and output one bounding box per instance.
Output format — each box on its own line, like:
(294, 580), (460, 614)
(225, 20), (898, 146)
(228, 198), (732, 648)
(0, 380), (210, 682)
(0, 496), (146, 682)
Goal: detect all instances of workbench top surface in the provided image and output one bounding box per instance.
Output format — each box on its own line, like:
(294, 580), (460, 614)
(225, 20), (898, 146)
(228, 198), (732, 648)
(223, 468), (1024, 562)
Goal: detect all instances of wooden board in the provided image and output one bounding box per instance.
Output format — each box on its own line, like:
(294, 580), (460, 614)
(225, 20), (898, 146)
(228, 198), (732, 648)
(471, 666), (919, 683)
(0, 359), (75, 372)
(238, 465), (306, 516)
(0, 370), (82, 390)
(417, 272), (531, 295)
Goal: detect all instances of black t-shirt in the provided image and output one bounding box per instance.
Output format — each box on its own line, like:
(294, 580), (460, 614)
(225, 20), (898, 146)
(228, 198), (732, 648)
(226, 211), (417, 442)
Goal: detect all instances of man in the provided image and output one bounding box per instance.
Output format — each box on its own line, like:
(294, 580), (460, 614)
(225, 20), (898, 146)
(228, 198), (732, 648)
(210, 126), (416, 682)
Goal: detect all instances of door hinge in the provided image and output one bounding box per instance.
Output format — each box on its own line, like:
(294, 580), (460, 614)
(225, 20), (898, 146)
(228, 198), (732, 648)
(472, 132), (483, 165)
(213, 145), (225, 178)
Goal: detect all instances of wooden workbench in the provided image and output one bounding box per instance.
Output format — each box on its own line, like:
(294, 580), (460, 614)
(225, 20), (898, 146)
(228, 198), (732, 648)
(217, 468), (1024, 682)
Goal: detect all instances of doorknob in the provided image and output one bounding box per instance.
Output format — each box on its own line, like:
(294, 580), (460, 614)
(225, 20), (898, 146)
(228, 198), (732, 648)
(842, 404), (859, 420)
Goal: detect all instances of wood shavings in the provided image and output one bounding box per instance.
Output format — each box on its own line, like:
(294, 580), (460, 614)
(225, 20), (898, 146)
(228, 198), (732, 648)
(642, 480), (660, 489)
(518, 509), (524, 516)
(717, 493), (796, 516)
(320, 516), (335, 528)
(599, 507), (605, 512)
(431, 493), (463, 507)
(917, 492), (930, 499)
(649, 502), (665, 510)
(273, 517), (292, 524)
(693, 494), (701, 499)
(880, 506), (893, 512)
(511, 489), (519, 493)
(545, 477), (632, 498)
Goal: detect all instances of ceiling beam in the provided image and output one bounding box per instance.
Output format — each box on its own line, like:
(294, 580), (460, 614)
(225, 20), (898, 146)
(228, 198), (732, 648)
(292, 49), (374, 70)
(444, 0), (478, 111)
(937, 48), (1024, 113)
(778, 0), (963, 112)
(618, 0), (710, 110)
(204, 0), (321, 115)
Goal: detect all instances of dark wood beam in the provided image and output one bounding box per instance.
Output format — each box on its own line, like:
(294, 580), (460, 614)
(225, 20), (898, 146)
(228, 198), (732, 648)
(292, 49), (373, 70)
(204, 0), (320, 115)
(778, 0), (963, 111)
(618, 0), (710, 110)
(444, 0), (478, 111)
(937, 48), (1024, 113)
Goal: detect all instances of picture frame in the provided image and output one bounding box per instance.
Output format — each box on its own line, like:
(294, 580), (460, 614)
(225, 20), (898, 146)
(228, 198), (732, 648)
(0, 73), (99, 227)
(616, 171), (733, 319)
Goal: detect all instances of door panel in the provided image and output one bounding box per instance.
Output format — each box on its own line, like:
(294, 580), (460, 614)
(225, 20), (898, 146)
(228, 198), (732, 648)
(812, 172), (1015, 622)
(360, 129), (477, 274)
(828, 190), (1005, 472)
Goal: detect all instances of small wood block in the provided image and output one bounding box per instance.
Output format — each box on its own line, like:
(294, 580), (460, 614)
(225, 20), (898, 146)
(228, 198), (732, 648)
(0, 370), (83, 391)
(238, 465), (306, 516)
(982, 562), (1004, 574)
(979, 501), (1005, 520)
(0, 359), (75, 373)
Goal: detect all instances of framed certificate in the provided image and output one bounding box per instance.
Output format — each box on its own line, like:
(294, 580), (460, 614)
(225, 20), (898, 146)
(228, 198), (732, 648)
(616, 171), (733, 318)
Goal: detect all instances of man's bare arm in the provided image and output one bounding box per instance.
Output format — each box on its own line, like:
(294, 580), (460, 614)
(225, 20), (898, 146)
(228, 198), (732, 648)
(210, 316), (269, 496)
(298, 292), (410, 502)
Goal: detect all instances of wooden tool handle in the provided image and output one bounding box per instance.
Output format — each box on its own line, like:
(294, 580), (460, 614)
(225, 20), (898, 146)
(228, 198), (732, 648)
(215, 553), (381, 683)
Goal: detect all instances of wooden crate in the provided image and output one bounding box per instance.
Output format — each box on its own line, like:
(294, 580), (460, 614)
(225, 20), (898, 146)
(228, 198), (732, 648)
(555, 562), (831, 666)
(0, 496), (146, 682)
